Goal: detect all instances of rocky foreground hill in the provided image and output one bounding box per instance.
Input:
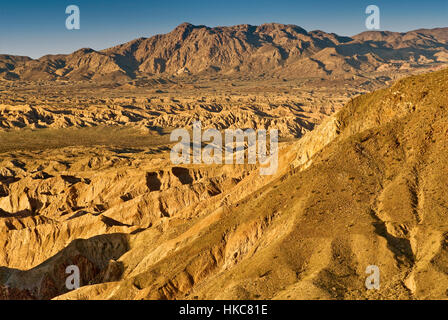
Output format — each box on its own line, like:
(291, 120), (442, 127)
(0, 66), (447, 299)
(0, 23), (447, 81)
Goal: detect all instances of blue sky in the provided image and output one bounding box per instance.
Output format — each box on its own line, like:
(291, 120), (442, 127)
(0, 0), (447, 58)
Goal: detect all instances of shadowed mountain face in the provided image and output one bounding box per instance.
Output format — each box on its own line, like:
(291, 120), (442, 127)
(1, 23), (447, 81)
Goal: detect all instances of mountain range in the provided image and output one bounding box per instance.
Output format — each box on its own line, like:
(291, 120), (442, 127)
(1, 23), (447, 81)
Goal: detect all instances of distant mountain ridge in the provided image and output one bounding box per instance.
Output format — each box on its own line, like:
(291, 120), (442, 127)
(1, 23), (447, 81)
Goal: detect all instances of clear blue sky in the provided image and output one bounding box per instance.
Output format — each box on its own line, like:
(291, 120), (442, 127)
(0, 0), (447, 58)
